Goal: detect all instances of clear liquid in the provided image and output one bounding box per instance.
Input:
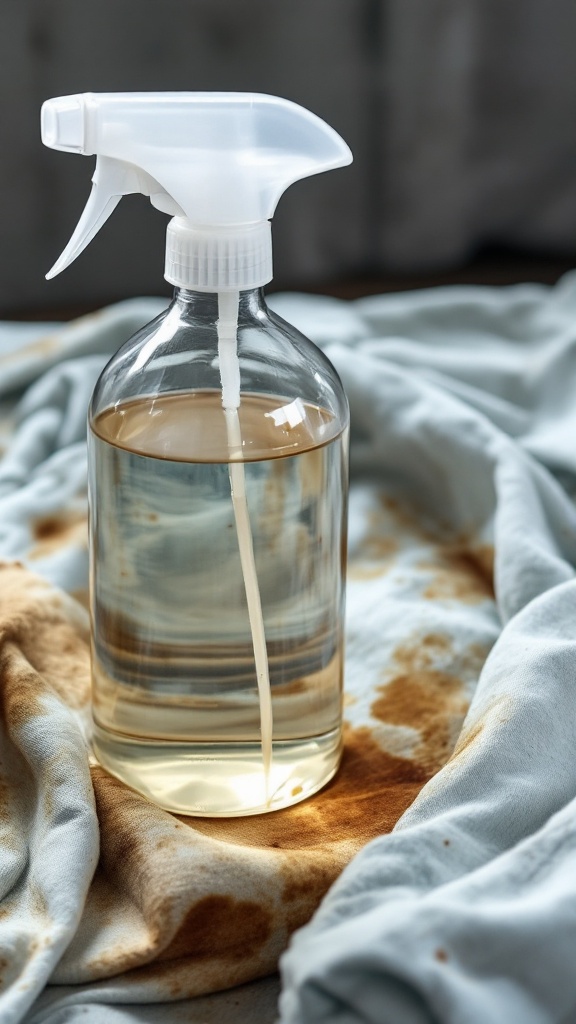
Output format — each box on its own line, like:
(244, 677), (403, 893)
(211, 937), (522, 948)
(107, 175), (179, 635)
(89, 392), (347, 815)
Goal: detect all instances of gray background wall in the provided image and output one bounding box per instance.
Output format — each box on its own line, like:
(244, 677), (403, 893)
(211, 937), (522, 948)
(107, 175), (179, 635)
(0, 0), (575, 314)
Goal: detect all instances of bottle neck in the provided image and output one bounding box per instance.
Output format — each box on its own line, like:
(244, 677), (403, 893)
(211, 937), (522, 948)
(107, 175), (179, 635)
(172, 287), (269, 323)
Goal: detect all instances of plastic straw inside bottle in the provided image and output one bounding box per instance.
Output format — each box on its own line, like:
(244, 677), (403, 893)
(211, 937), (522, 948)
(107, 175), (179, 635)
(217, 290), (273, 806)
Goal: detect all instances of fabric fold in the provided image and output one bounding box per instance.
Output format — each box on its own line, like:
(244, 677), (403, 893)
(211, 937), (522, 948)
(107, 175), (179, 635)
(0, 275), (574, 1021)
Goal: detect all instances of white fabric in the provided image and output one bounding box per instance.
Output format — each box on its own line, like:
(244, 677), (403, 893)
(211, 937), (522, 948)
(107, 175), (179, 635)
(274, 276), (576, 1023)
(0, 276), (574, 1021)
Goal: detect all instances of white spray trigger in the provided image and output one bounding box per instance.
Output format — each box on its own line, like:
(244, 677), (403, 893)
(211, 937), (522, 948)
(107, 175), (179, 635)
(46, 155), (182, 279)
(42, 92), (352, 289)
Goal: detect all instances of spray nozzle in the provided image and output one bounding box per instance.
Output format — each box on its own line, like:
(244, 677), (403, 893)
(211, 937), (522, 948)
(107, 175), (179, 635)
(41, 92), (352, 290)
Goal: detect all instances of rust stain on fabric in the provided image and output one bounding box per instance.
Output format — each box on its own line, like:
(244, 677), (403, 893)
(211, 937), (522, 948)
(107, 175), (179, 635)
(450, 719), (485, 759)
(83, 868), (117, 928)
(88, 726), (429, 983)
(419, 543), (494, 603)
(0, 643), (47, 725)
(29, 881), (50, 922)
(282, 873), (342, 935)
(0, 564), (90, 722)
(380, 495), (441, 542)
(370, 632), (491, 772)
(448, 695), (512, 766)
(29, 510), (88, 560)
(387, 632), (489, 677)
(348, 505), (399, 581)
(0, 777), (12, 822)
(91, 767), (157, 869)
(183, 725), (427, 851)
(389, 630), (453, 671)
(347, 561), (393, 582)
(158, 895), (272, 962)
(281, 858), (337, 909)
(72, 588), (90, 611)
(372, 670), (468, 774)
(377, 494), (495, 602)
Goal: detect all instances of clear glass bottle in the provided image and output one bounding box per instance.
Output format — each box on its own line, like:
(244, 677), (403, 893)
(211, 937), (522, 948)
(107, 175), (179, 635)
(88, 287), (349, 816)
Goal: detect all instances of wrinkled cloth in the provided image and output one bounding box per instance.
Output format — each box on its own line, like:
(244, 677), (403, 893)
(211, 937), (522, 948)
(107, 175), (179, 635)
(274, 277), (576, 1024)
(0, 275), (573, 1022)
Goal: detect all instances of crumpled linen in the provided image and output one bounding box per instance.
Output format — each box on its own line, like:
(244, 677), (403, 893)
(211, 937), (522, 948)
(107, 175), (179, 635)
(274, 277), (576, 1024)
(0, 275), (573, 1022)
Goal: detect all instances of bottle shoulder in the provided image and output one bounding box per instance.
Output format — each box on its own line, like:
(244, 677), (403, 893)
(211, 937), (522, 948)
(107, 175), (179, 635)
(91, 297), (349, 435)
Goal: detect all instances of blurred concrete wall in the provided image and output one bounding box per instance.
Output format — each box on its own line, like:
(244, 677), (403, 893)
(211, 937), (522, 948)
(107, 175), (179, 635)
(0, 0), (575, 314)
(0, 0), (372, 313)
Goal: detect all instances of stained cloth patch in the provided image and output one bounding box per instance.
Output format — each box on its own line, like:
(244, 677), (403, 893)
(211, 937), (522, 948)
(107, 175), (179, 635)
(0, 277), (573, 1022)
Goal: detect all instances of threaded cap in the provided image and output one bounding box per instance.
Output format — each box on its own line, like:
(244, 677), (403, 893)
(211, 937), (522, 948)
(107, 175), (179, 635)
(165, 218), (273, 291)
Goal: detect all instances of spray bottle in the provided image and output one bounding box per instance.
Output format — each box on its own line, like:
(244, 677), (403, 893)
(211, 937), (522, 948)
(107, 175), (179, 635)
(41, 92), (351, 816)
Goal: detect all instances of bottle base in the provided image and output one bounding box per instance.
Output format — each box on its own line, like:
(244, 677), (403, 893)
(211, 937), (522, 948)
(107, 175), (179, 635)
(91, 724), (342, 816)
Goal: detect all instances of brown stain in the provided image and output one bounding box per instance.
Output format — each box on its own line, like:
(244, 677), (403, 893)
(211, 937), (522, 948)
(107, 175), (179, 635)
(363, 534), (399, 560)
(0, 898), (16, 922)
(281, 858), (337, 907)
(29, 509), (88, 561)
(71, 588), (90, 611)
(470, 543), (495, 581)
(369, 632), (493, 773)
(81, 867), (117, 929)
(29, 881), (50, 922)
(377, 495), (495, 601)
(435, 948), (448, 962)
(0, 564), (90, 729)
(85, 725), (430, 988)
(85, 769), (183, 975)
(386, 633), (457, 674)
(181, 725), (427, 851)
(372, 670), (468, 774)
(0, 777), (11, 823)
(28, 615), (90, 709)
(380, 495), (440, 543)
(0, 642), (48, 726)
(155, 836), (179, 853)
(87, 765), (282, 988)
(158, 896), (273, 962)
(404, 635), (488, 700)
(419, 695), (514, 806)
(419, 543), (495, 604)
(449, 718), (485, 761)
(348, 505), (399, 582)
(450, 695), (513, 764)
(281, 853), (347, 938)
(347, 562), (392, 582)
(91, 766), (161, 874)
